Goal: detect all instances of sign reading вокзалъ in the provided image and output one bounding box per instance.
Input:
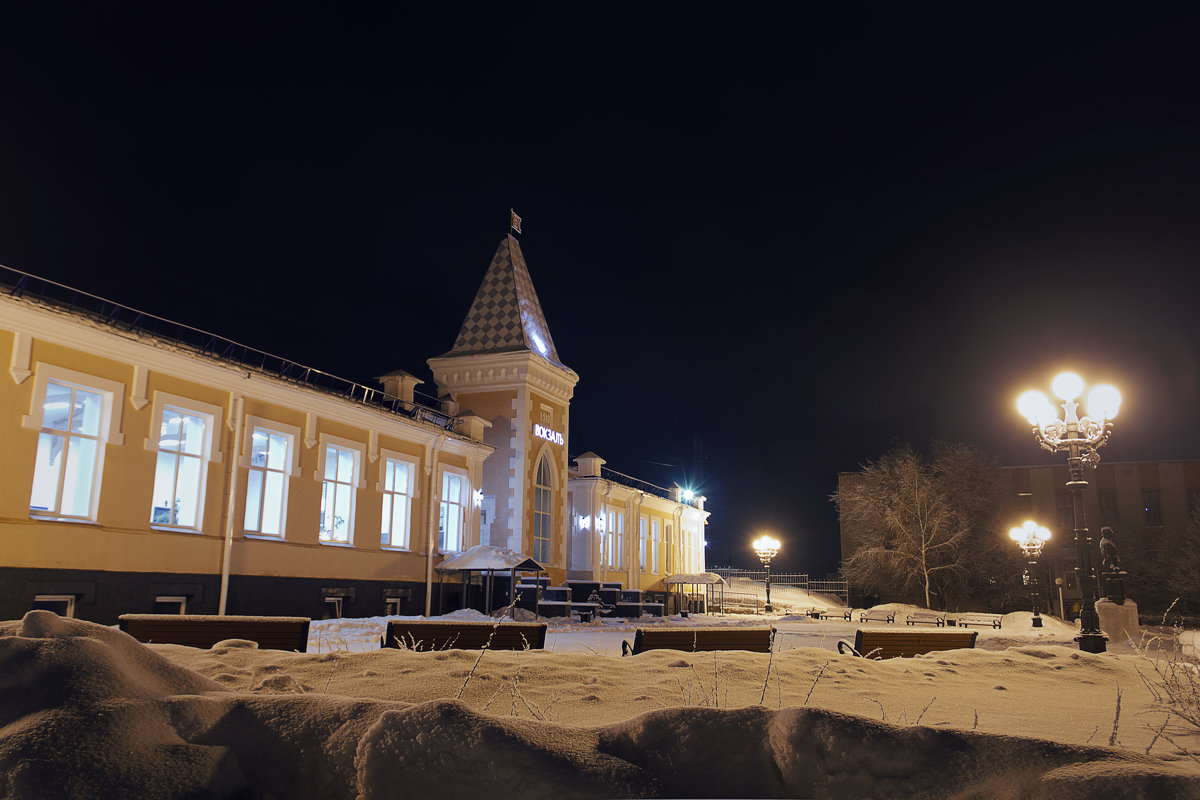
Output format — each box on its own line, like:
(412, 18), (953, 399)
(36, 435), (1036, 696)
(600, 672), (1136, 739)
(532, 423), (563, 445)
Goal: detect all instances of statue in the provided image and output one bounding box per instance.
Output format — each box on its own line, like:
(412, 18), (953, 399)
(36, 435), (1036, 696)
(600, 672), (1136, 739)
(1099, 526), (1124, 573)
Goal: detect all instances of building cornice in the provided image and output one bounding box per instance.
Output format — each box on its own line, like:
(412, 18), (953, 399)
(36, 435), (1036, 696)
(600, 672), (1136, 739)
(427, 349), (579, 402)
(1, 295), (490, 459)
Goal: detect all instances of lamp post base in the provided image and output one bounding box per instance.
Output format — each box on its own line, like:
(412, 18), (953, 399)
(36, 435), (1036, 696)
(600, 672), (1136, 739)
(1074, 632), (1108, 653)
(764, 604), (773, 613)
(1032, 615), (1043, 628)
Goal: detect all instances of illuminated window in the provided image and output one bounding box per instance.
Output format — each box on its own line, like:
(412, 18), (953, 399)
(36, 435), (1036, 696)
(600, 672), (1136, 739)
(319, 440), (362, 544)
(604, 506), (624, 568)
(151, 406), (211, 529)
(381, 455), (415, 549)
(30, 381), (108, 520)
(639, 515), (648, 571)
(244, 427), (293, 537)
(532, 454), (553, 563)
(439, 467), (469, 552)
(650, 518), (661, 573)
(664, 523), (673, 574)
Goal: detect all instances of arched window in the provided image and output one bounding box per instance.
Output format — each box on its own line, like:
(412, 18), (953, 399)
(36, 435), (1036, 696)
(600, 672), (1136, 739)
(533, 454), (553, 563)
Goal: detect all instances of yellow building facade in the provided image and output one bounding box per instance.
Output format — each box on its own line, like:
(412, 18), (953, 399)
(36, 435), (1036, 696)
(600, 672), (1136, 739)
(1, 231), (708, 622)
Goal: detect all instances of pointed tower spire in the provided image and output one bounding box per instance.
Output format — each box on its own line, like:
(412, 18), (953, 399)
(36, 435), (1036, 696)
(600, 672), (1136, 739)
(444, 235), (563, 365)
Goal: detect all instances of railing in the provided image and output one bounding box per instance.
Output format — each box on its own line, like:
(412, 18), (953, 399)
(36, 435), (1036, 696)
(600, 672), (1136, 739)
(709, 567), (849, 604)
(598, 466), (672, 500)
(1, 263), (457, 431)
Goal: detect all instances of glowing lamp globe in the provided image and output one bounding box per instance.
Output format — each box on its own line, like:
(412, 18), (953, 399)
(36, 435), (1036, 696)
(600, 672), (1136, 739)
(1051, 372), (1084, 401)
(1017, 391), (1057, 426)
(752, 535), (781, 560)
(1086, 384), (1121, 421)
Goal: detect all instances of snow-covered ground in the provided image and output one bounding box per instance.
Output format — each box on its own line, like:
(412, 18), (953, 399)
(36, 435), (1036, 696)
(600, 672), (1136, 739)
(3, 604), (1200, 798)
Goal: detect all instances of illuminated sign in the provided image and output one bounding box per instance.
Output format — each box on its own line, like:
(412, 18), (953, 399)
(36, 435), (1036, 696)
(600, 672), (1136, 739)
(532, 423), (563, 445)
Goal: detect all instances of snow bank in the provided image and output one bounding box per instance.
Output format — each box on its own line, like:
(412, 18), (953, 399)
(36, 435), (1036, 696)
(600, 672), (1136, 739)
(3, 611), (1199, 799)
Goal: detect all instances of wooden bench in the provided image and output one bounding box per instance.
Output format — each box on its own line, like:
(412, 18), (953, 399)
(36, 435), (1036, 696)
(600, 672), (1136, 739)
(118, 614), (310, 652)
(621, 626), (775, 656)
(955, 613), (1003, 629)
(382, 620), (547, 651)
(906, 611), (946, 627)
(818, 609), (853, 621)
(837, 628), (978, 659)
(859, 609), (896, 624)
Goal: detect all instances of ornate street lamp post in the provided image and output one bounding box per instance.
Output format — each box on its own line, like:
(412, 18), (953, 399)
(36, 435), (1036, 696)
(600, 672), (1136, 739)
(1009, 520), (1052, 628)
(1017, 372), (1121, 653)
(752, 535), (781, 614)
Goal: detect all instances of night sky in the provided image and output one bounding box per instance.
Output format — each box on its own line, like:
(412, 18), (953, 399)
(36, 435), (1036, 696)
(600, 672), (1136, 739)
(3, 6), (1199, 573)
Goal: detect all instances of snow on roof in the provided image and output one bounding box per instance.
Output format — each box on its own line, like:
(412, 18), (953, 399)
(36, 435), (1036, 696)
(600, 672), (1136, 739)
(435, 544), (546, 572)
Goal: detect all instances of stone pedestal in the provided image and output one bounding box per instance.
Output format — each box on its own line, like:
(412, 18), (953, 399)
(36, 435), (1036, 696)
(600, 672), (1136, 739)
(1095, 598), (1139, 646)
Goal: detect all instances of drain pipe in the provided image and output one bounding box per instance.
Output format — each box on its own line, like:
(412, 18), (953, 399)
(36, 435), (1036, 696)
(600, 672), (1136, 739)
(423, 437), (444, 617)
(218, 394), (245, 615)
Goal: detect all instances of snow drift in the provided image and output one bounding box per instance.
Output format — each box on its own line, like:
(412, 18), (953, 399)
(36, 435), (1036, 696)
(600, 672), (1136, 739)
(2, 611), (1199, 799)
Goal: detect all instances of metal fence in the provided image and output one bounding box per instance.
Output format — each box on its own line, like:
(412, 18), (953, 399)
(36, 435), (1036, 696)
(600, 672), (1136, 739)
(708, 567), (849, 606)
(1, 263), (457, 430)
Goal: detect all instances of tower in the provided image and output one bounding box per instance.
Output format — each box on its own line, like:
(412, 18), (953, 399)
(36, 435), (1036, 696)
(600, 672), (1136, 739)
(428, 234), (578, 572)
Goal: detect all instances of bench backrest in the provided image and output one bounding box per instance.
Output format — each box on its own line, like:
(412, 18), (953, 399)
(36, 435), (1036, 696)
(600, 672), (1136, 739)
(384, 620), (547, 651)
(853, 629), (977, 659)
(118, 614), (311, 652)
(631, 626), (775, 655)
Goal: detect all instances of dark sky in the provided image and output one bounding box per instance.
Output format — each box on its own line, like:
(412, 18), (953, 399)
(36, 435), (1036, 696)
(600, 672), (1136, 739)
(3, 5), (1199, 573)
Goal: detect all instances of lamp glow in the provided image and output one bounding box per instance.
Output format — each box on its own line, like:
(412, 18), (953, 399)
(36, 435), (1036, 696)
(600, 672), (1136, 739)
(1051, 372), (1084, 401)
(1017, 391), (1055, 426)
(1086, 384), (1121, 421)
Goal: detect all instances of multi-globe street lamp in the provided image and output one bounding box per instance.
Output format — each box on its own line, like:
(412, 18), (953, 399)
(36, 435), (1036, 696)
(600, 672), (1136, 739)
(752, 535), (781, 614)
(1017, 371), (1121, 653)
(1009, 520), (1052, 628)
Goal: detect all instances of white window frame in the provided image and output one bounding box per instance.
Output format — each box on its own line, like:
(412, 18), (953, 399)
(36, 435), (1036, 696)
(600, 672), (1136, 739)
(650, 518), (661, 573)
(604, 506), (624, 569)
(639, 514), (648, 571)
(240, 416), (301, 539)
(24, 364), (125, 522)
(378, 449), (418, 550)
(438, 464), (470, 553)
(315, 433), (365, 546)
(33, 594), (77, 617)
(145, 392), (223, 532)
(532, 452), (554, 565)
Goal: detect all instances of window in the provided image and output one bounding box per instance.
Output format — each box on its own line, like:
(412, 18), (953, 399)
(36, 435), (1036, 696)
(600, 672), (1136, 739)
(381, 454), (415, 549)
(650, 518), (661, 573)
(32, 594), (76, 617)
(639, 515), (648, 571)
(532, 454), (553, 563)
(439, 467), (469, 552)
(1144, 490), (1163, 527)
(1099, 491), (1118, 526)
(30, 381), (108, 520)
(323, 596), (343, 619)
(1056, 493), (1074, 532)
(244, 427), (293, 537)
(24, 365), (125, 522)
(154, 595), (187, 614)
(151, 406), (211, 529)
(318, 436), (364, 544)
(664, 523), (673, 574)
(604, 506), (624, 568)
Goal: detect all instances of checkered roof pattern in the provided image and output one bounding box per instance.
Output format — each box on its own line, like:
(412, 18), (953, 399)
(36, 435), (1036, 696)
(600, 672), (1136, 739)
(449, 236), (562, 364)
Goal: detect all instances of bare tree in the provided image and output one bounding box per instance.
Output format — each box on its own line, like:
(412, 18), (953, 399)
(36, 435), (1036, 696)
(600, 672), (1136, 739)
(834, 442), (1007, 609)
